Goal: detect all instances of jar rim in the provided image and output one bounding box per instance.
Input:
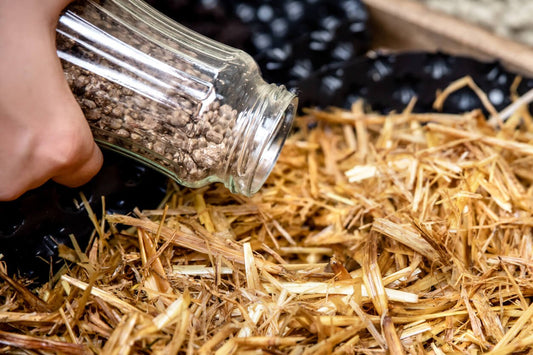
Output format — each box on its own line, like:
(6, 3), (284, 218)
(228, 85), (298, 196)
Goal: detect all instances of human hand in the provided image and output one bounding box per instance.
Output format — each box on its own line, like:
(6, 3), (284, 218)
(0, 0), (103, 201)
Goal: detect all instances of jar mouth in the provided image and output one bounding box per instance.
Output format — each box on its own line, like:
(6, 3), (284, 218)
(222, 81), (298, 197)
(245, 95), (297, 195)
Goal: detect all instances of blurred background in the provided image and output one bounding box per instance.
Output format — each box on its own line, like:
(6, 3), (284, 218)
(417, 0), (533, 46)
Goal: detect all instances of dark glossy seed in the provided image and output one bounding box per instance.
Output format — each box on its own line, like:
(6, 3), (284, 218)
(235, 3), (255, 23)
(0, 208), (24, 239)
(284, 1), (305, 22)
(424, 56), (452, 80)
(257, 4), (275, 22)
(331, 41), (355, 62)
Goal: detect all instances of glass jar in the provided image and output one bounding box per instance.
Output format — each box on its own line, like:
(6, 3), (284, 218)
(56, 0), (297, 196)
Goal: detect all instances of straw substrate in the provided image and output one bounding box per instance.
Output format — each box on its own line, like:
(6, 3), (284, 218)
(2, 79), (533, 354)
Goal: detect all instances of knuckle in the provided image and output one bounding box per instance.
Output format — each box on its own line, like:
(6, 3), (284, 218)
(43, 128), (94, 171)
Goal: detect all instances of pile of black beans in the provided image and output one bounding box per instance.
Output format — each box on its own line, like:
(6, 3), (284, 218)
(298, 51), (528, 115)
(147, 0), (525, 115)
(145, 0), (370, 87)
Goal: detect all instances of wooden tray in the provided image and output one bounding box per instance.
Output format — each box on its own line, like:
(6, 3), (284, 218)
(363, 0), (533, 76)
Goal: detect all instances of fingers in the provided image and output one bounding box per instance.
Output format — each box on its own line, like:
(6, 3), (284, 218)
(44, 47), (104, 188)
(34, 34), (104, 190)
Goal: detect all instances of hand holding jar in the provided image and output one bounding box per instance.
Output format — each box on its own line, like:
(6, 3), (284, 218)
(0, 0), (103, 201)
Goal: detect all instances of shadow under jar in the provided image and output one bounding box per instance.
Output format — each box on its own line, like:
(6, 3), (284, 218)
(56, 0), (298, 196)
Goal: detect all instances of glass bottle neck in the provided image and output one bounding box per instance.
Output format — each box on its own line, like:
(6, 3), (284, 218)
(224, 80), (297, 196)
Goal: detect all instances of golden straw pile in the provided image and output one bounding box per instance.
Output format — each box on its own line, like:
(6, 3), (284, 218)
(2, 78), (533, 354)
